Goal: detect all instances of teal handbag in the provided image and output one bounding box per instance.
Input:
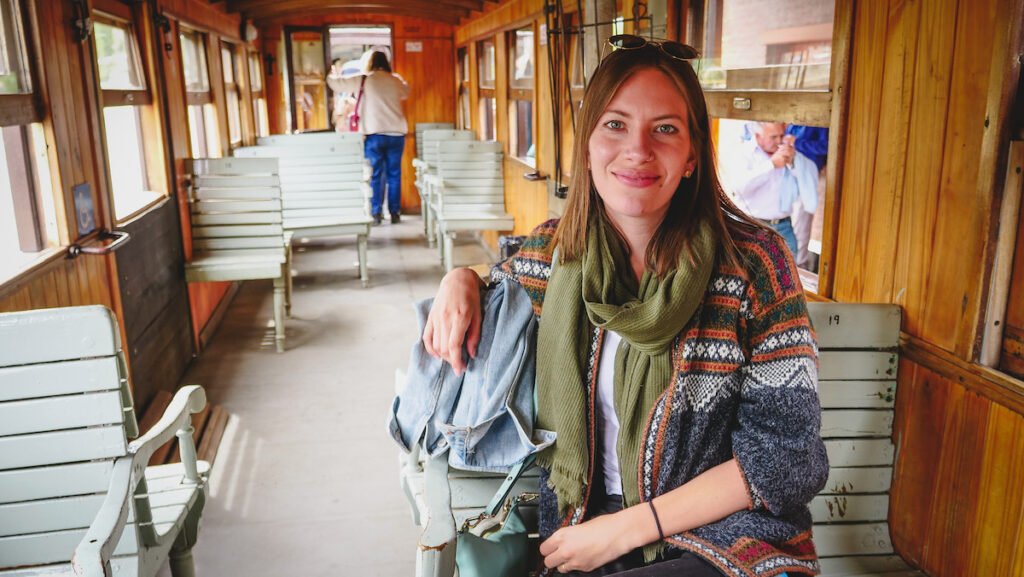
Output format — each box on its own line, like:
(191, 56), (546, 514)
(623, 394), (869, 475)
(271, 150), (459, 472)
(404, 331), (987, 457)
(456, 456), (536, 577)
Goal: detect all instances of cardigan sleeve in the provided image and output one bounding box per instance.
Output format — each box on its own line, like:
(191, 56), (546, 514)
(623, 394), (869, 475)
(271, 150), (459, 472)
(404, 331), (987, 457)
(489, 219), (559, 317)
(731, 232), (829, 515)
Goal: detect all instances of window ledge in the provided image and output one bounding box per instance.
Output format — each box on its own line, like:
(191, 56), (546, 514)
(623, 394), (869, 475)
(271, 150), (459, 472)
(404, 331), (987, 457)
(509, 156), (536, 171)
(0, 247), (68, 295)
(115, 192), (167, 225)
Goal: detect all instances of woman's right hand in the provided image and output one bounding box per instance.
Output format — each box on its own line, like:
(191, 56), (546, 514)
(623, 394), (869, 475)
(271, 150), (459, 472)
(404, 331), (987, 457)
(422, 268), (484, 375)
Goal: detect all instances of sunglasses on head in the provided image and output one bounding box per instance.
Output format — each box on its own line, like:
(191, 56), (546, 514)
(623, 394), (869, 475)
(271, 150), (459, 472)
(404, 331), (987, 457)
(606, 34), (700, 61)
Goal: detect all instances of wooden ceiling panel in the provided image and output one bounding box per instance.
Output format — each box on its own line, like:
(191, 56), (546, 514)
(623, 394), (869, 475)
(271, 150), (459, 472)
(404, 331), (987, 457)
(227, 0), (492, 25)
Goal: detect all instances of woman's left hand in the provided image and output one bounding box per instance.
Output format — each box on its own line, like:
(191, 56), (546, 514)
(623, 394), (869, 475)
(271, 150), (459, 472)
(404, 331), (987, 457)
(539, 513), (638, 574)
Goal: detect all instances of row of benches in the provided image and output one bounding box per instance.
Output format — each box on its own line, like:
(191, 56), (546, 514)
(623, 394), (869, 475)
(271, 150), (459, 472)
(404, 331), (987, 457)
(412, 125), (515, 271)
(184, 132), (373, 353)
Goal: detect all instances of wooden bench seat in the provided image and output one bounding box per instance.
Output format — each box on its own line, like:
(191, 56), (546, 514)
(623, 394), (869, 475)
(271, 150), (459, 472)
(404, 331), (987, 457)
(184, 157), (291, 353)
(234, 134), (372, 287)
(413, 129), (475, 244)
(399, 302), (924, 577)
(0, 306), (208, 577)
(424, 140), (513, 271)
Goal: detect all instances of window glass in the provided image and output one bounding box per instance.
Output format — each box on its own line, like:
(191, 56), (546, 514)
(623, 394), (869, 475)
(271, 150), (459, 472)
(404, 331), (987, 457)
(103, 106), (150, 218)
(179, 29), (209, 93)
(0, 0), (31, 94)
(0, 123), (57, 281)
(698, 0), (835, 91)
(478, 39), (495, 89)
(715, 118), (829, 282)
(514, 99), (533, 160)
(248, 52), (263, 92)
(254, 98), (269, 137)
(480, 97), (495, 141)
(221, 43), (242, 145)
(94, 20), (146, 91)
(510, 28), (533, 89)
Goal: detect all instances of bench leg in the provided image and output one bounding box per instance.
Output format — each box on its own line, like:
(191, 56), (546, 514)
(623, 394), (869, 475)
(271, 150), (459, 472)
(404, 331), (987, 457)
(167, 489), (206, 577)
(284, 246), (293, 318)
(426, 206), (436, 247)
(358, 234), (369, 288)
(443, 232), (455, 272)
(272, 278), (286, 353)
(416, 542), (456, 577)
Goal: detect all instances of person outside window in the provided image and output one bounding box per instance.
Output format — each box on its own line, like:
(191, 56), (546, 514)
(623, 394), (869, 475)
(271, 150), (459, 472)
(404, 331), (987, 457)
(327, 50), (409, 224)
(729, 122), (819, 257)
(421, 37), (828, 577)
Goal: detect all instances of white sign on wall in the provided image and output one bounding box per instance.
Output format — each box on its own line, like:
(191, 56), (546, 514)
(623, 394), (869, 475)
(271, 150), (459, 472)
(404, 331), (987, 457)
(406, 41), (423, 53)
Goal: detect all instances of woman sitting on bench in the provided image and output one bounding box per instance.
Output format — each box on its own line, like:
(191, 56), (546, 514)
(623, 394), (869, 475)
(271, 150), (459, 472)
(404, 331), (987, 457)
(422, 35), (829, 577)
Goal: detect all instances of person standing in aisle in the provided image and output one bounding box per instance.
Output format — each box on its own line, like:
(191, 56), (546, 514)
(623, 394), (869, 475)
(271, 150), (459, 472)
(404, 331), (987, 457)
(328, 50), (409, 225)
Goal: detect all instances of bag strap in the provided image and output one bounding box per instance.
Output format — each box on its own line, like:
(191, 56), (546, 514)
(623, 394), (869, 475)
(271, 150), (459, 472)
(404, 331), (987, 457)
(354, 75), (367, 114)
(484, 453), (535, 516)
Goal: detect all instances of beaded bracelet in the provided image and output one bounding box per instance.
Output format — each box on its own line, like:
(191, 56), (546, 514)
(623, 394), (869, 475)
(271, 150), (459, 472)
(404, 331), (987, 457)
(648, 499), (665, 541)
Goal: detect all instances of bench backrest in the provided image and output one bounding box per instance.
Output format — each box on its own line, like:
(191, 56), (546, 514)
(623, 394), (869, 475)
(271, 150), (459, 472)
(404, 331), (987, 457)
(415, 123), (455, 158)
(233, 141), (369, 230)
(806, 302), (903, 572)
(0, 306), (141, 568)
(187, 157), (285, 252)
(434, 140), (505, 213)
(257, 132), (362, 147)
(420, 129), (475, 167)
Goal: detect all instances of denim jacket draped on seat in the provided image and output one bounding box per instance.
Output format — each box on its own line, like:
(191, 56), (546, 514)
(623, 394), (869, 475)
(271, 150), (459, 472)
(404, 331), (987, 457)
(388, 278), (555, 472)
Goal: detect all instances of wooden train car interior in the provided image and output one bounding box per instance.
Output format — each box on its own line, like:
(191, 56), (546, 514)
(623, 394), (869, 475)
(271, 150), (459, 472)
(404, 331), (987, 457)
(0, 0), (1022, 575)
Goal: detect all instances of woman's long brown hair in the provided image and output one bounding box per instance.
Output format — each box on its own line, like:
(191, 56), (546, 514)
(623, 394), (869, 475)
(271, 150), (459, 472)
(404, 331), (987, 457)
(552, 45), (762, 275)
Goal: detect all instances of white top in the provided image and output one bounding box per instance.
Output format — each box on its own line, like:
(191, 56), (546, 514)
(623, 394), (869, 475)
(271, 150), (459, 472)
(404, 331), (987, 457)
(731, 139), (819, 221)
(327, 70), (410, 136)
(597, 330), (623, 496)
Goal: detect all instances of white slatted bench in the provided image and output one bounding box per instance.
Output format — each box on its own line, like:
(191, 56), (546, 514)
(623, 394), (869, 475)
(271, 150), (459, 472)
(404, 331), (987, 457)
(425, 140), (513, 272)
(399, 302), (923, 577)
(412, 129), (475, 244)
(234, 137), (373, 287)
(415, 123), (455, 159)
(185, 157), (291, 353)
(256, 132), (354, 147)
(0, 306), (209, 577)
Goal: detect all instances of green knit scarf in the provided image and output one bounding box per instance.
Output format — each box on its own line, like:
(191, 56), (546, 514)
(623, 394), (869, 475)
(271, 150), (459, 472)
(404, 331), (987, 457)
(536, 215), (717, 525)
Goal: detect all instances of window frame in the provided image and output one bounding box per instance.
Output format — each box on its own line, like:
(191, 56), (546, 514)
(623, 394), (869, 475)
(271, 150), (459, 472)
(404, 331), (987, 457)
(457, 46), (470, 131)
(507, 25), (536, 165)
(220, 40), (243, 148)
(178, 25), (220, 159)
(92, 4), (168, 224)
(0, 0), (66, 287)
(687, 0), (853, 297)
(476, 37), (496, 141)
(248, 49), (268, 138)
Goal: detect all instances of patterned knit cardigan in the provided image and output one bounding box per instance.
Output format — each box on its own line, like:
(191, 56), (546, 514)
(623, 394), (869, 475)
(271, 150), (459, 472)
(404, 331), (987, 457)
(491, 219), (830, 577)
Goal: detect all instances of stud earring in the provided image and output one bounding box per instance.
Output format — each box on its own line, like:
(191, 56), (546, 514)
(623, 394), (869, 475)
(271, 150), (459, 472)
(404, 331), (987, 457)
(684, 169), (693, 178)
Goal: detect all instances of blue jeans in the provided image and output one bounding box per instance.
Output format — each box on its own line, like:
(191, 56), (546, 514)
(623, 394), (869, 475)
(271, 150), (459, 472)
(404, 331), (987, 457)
(767, 217), (798, 256)
(364, 134), (405, 217)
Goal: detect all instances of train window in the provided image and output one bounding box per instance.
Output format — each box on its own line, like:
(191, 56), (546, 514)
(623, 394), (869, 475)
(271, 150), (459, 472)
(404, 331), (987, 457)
(179, 28), (220, 158)
(688, 0), (840, 294)
(477, 38), (496, 141)
(457, 47), (470, 131)
(508, 26), (535, 164)
(248, 51), (268, 137)
(0, 0), (59, 283)
(93, 13), (160, 221)
(694, 0), (834, 92)
(0, 123), (58, 283)
(221, 42), (242, 148)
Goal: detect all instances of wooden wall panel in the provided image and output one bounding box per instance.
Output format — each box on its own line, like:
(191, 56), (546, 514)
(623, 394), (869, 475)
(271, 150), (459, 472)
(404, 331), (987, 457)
(891, 360), (1024, 577)
(834, 0), (1007, 355)
(0, 257), (114, 314)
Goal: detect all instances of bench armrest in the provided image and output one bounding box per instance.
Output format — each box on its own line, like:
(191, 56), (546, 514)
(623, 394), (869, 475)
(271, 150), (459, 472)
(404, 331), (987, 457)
(72, 385), (207, 577)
